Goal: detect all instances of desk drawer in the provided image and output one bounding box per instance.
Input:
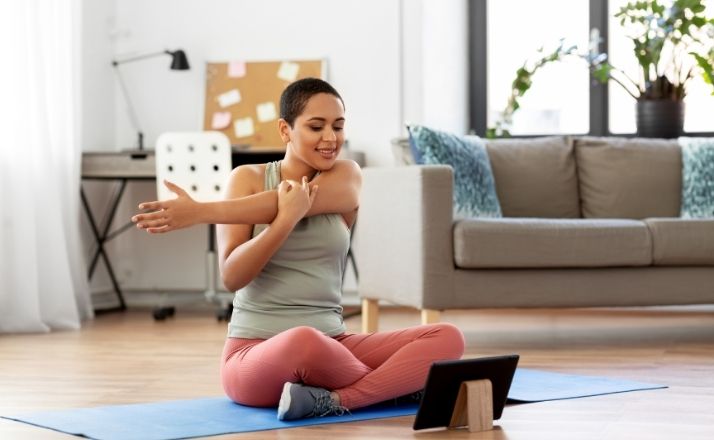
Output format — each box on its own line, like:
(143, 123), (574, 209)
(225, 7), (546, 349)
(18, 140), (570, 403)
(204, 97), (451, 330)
(82, 151), (156, 179)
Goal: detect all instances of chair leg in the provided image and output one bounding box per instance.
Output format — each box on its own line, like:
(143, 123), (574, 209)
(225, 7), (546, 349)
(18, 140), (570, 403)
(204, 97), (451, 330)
(421, 308), (441, 325)
(361, 298), (379, 333)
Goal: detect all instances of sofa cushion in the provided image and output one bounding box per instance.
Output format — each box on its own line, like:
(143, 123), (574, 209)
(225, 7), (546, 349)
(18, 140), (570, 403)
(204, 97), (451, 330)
(408, 125), (502, 218)
(453, 218), (652, 268)
(575, 137), (681, 219)
(645, 218), (714, 266)
(485, 136), (580, 218)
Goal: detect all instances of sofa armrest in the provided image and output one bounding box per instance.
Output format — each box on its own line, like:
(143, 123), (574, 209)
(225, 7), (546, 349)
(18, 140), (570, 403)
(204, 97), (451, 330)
(356, 165), (455, 309)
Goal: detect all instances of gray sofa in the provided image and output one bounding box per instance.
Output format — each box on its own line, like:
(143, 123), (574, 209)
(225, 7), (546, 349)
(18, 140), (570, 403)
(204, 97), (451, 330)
(356, 136), (714, 333)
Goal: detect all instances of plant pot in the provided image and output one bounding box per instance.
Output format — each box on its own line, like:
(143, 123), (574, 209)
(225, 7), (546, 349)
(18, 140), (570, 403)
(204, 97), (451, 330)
(636, 100), (684, 139)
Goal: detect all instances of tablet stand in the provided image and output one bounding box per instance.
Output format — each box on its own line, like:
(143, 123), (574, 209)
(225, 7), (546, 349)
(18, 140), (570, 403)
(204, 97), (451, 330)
(448, 379), (494, 432)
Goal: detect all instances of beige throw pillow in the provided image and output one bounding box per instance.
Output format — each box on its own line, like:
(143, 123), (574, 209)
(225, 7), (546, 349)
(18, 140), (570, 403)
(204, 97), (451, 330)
(575, 137), (681, 219)
(485, 136), (580, 218)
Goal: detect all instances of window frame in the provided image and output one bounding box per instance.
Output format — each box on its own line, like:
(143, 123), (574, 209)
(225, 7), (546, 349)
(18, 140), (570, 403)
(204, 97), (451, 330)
(468, 0), (714, 137)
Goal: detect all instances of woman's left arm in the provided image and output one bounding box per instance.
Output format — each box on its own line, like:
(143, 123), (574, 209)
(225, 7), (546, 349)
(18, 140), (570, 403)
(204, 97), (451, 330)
(304, 159), (361, 219)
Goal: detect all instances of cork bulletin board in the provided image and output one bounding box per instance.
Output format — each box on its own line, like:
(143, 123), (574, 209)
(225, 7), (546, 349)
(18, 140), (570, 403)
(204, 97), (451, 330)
(203, 60), (326, 149)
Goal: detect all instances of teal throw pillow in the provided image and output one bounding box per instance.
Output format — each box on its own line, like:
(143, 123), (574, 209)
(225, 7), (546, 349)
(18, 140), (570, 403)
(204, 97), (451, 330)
(680, 137), (714, 218)
(408, 125), (501, 218)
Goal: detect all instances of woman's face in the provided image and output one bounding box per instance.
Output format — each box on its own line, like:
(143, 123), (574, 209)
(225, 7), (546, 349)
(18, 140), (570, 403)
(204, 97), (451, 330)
(281, 93), (345, 170)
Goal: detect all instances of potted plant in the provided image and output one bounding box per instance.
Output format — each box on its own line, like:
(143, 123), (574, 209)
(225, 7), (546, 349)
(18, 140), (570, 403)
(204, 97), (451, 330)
(590, 0), (714, 138)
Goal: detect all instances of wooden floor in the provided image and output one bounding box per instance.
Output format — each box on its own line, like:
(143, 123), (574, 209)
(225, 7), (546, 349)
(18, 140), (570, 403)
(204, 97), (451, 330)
(1, 305), (713, 439)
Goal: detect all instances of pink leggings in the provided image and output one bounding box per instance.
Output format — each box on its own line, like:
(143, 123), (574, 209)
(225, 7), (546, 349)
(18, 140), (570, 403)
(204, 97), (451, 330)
(221, 323), (464, 410)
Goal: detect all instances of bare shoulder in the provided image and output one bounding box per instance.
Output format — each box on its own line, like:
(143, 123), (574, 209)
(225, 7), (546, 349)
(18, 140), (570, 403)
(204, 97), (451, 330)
(324, 159), (362, 181)
(226, 164), (265, 197)
(332, 159), (361, 173)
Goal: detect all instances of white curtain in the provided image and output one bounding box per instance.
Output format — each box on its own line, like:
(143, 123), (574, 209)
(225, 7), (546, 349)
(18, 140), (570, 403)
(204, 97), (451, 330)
(0, 0), (93, 332)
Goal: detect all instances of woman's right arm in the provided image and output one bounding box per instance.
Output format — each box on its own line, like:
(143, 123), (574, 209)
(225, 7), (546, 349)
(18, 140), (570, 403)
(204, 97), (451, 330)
(132, 160), (359, 233)
(217, 166), (316, 292)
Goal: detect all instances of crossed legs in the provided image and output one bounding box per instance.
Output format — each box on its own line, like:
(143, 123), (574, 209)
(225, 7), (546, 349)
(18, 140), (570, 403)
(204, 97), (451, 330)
(221, 323), (465, 410)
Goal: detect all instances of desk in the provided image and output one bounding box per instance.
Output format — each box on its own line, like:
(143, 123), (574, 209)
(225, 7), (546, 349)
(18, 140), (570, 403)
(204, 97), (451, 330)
(81, 149), (285, 313)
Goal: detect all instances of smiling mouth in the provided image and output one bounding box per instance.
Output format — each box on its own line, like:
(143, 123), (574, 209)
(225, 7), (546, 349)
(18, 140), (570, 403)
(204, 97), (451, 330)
(316, 148), (336, 158)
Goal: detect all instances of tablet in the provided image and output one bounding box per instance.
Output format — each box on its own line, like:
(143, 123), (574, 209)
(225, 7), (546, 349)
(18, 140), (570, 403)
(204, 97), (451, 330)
(412, 354), (519, 430)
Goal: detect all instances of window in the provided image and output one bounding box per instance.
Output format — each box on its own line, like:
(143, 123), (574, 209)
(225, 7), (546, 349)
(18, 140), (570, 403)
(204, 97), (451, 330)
(609, 0), (714, 134)
(487, 0), (590, 135)
(470, 0), (714, 136)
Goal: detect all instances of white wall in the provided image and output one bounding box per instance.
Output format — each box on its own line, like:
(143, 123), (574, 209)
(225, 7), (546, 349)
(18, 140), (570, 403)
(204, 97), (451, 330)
(81, 0), (115, 150)
(80, 0), (118, 295)
(111, 0), (402, 165)
(422, 0), (469, 133)
(81, 0), (467, 297)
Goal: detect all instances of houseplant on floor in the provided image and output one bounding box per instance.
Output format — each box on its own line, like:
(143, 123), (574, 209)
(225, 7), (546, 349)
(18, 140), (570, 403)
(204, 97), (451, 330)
(590, 0), (714, 138)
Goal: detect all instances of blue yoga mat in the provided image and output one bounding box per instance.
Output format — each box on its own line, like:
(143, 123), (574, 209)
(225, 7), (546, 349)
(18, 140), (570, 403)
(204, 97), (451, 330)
(3, 398), (418, 440)
(2, 369), (665, 440)
(508, 368), (665, 402)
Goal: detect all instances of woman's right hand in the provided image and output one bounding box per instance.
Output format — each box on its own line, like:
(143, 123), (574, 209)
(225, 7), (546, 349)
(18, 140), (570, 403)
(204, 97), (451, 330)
(276, 176), (318, 226)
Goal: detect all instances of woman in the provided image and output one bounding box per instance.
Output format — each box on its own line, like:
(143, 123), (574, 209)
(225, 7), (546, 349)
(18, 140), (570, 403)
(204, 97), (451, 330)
(131, 78), (464, 420)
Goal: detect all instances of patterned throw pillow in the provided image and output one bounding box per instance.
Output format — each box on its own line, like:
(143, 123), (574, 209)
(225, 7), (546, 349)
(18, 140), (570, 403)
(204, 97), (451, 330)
(680, 137), (714, 218)
(408, 125), (502, 218)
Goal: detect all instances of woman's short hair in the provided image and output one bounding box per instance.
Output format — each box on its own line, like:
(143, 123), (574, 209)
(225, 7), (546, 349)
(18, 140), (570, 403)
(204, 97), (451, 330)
(280, 78), (344, 127)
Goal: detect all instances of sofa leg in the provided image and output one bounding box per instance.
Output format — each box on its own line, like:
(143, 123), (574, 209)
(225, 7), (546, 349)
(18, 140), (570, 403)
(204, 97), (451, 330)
(421, 309), (441, 325)
(362, 298), (379, 333)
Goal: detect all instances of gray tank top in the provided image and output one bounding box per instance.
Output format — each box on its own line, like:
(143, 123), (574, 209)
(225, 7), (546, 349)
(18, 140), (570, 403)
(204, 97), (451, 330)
(227, 161), (349, 339)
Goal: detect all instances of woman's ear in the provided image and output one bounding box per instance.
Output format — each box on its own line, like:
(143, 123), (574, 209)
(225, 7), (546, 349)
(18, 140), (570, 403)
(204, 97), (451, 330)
(278, 119), (291, 144)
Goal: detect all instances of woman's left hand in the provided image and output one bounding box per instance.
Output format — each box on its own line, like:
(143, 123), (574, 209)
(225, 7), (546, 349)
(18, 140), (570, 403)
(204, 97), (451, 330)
(131, 180), (203, 233)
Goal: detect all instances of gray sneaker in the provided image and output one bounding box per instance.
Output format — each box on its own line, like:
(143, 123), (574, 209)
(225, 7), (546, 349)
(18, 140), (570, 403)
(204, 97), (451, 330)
(393, 389), (425, 405)
(277, 382), (349, 420)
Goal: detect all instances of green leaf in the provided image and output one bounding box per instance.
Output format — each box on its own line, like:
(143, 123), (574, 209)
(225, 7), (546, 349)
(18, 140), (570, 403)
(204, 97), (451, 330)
(592, 63), (613, 83)
(692, 52), (714, 94)
(692, 16), (706, 27)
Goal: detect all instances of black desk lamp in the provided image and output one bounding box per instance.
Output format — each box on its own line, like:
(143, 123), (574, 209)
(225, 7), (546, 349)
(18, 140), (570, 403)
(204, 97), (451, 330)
(112, 49), (190, 150)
